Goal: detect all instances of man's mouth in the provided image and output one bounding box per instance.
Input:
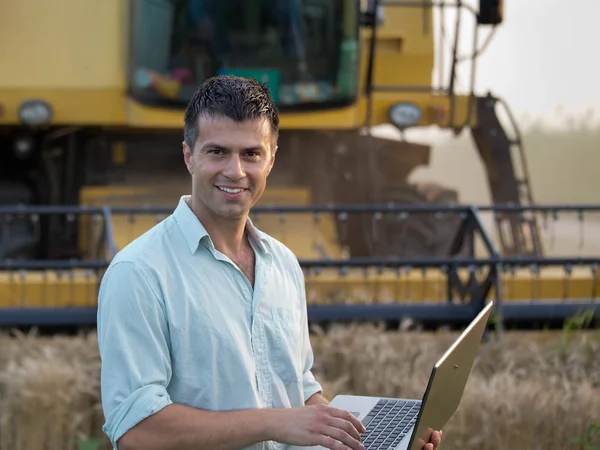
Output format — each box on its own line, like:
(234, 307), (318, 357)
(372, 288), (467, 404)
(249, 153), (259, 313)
(217, 186), (247, 194)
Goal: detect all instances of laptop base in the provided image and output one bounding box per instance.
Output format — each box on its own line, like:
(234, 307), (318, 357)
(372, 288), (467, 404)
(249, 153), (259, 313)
(287, 394), (420, 450)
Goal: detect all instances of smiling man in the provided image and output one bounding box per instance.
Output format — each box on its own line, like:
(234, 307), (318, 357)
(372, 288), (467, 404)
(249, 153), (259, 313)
(97, 75), (441, 450)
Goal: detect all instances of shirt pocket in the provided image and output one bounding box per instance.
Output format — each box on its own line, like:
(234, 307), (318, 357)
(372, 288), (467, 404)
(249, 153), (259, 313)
(268, 306), (303, 384)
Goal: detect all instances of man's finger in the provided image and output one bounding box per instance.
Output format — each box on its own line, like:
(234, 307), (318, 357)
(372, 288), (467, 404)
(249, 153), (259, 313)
(320, 428), (364, 450)
(345, 410), (367, 434)
(331, 408), (367, 433)
(328, 417), (363, 442)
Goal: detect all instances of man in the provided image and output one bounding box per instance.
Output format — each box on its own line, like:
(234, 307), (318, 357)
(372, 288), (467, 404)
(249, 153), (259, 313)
(97, 75), (443, 450)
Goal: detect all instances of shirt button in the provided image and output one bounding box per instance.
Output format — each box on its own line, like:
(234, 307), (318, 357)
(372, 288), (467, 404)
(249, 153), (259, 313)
(257, 347), (263, 354)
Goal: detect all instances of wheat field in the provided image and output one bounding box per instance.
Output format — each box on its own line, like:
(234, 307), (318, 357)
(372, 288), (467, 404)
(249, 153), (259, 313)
(0, 326), (598, 450)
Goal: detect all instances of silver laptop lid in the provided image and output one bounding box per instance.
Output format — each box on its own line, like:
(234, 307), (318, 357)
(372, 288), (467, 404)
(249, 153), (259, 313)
(408, 301), (494, 450)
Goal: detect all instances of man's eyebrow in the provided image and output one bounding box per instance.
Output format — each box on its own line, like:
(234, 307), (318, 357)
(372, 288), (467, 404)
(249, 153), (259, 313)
(200, 142), (265, 152)
(200, 143), (226, 152)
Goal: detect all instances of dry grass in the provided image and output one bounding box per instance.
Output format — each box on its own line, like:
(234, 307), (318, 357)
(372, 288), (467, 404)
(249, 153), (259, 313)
(0, 326), (598, 450)
(0, 331), (105, 450)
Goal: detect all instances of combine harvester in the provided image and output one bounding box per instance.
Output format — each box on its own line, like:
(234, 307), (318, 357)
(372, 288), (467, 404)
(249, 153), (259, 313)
(0, 0), (598, 331)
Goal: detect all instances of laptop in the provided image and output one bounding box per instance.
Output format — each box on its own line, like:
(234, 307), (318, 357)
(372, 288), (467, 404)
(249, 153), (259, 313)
(289, 300), (494, 450)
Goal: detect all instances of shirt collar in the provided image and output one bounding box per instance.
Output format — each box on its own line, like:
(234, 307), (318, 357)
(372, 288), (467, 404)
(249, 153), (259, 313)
(173, 195), (271, 255)
(246, 216), (270, 254)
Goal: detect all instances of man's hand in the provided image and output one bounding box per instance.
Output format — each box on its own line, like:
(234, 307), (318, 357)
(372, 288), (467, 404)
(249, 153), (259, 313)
(271, 404), (366, 450)
(421, 429), (443, 450)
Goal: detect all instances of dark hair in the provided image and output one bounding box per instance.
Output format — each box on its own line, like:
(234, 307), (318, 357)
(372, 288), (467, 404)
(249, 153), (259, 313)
(183, 75), (280, 149)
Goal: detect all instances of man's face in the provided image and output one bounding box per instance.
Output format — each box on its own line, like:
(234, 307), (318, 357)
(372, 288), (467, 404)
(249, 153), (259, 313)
(183, 115), (277, 222)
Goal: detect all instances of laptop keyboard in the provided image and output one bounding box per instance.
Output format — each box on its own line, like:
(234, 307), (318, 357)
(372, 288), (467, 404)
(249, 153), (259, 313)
(360, 399), (421, 449)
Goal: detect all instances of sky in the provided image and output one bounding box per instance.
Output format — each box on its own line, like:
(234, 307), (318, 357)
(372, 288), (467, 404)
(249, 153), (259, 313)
(446, 0), (600, 126)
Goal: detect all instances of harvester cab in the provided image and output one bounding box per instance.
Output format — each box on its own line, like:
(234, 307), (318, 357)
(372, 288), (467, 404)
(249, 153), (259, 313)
(1, 0), (598, 330)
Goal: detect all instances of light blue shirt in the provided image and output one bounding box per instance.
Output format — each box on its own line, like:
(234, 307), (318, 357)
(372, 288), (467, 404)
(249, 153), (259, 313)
(97, 196), (323, 450)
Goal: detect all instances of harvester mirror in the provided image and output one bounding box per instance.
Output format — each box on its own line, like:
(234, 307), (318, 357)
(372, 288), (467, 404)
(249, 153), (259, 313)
(478, 0), (503, 25)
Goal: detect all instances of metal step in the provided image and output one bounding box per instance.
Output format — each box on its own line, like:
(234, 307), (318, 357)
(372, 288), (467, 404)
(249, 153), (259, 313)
(471, 94), (544, 257)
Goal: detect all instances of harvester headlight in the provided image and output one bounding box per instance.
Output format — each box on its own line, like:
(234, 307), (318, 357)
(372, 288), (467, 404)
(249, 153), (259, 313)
(19, 99), (53, 126)
(389, 103), (422, 129)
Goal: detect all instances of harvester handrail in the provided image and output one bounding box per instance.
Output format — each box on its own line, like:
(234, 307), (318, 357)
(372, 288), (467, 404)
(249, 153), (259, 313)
(0, 205), (105, 214)
(477, 204), (600, 212)
(3, 256), (599, 271)
(0, 259), (107, 270)
(2, 204), (600, 215)
(299, 256), (600, 268)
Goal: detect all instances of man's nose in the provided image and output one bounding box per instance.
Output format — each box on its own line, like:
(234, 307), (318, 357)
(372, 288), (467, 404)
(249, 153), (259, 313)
(222, 154), (245, 179)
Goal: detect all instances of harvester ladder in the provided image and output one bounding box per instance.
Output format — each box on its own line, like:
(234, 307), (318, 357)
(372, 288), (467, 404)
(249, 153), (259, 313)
(470, 93), (544, 257)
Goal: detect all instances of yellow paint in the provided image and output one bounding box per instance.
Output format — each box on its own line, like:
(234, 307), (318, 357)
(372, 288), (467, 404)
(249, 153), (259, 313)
(77, 185), (154, 256)
(304, 267), (600, 305)
(124, 93), (474, 130)
(0, 89), (127, 125)
(1, 268), (597, 309)
(0, 270), (100, 308)
(257, 188), (312, 206)
(0, 88), (471, 129)
(77, 185), (345, 260)
(0, 88), (471, 130)
(0, 0), (475, 130)
(0, 0), (127, 89)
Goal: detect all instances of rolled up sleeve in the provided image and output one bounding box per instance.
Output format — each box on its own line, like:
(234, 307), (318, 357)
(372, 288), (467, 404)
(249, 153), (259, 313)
(302, 355), (323, 402)
(97, 260), (173, 449)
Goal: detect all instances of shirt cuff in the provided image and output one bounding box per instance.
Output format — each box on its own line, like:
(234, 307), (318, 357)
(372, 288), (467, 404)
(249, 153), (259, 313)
(303, 370), (324, 403)
(103, 384), (173, 449)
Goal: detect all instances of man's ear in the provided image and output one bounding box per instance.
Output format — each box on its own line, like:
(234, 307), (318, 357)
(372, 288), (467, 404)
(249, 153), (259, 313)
(183, 141), (193, 175)
(268, 144), (278, 174)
